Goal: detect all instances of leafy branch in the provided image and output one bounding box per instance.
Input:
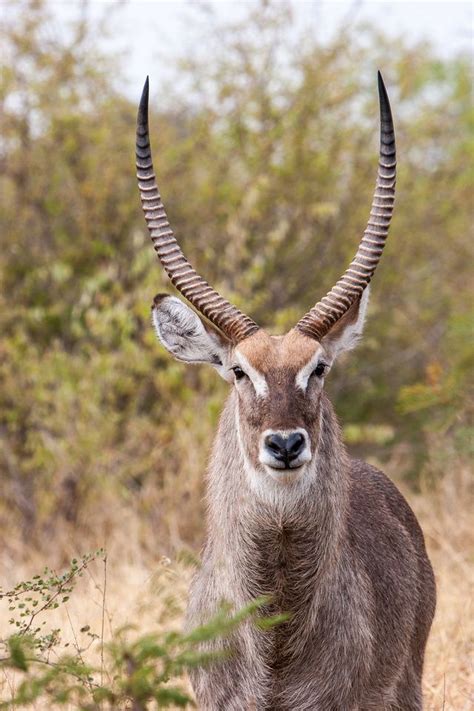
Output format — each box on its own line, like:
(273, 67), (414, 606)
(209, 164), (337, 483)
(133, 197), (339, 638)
(0, 555), (283, 709)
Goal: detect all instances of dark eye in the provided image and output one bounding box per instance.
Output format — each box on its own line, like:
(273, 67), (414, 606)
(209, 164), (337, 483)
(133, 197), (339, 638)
(312, 363), (327, 379)
(232, 366), (246, 381)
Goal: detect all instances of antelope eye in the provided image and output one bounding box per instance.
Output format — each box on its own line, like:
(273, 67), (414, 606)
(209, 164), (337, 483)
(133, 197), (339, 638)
(312, 363), (327, 378)
(232, 366), (246, 381)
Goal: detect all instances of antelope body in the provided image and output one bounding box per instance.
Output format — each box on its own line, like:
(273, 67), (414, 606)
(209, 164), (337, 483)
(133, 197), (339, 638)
(136, 73), (436, 710)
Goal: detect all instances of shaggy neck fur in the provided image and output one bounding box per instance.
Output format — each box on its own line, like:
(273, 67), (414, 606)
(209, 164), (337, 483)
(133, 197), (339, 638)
(203, 389), (353, 693)
(206, 389), (350, 604)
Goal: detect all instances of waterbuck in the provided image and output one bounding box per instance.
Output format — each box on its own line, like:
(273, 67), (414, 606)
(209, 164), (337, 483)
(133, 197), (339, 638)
(135, 73), (436, 711)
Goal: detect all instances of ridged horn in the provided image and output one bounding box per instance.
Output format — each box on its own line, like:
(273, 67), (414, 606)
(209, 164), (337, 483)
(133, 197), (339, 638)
(296, 71), (396, 341)
(136, 77), (260, 343)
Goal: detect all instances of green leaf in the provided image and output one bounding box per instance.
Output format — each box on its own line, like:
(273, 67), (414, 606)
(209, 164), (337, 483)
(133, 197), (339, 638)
(7, 636), (29, 671)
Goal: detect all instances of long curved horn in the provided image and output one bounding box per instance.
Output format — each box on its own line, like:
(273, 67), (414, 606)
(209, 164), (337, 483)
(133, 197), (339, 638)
(136, 77), (259, 343)
(296, 71), (396, 341)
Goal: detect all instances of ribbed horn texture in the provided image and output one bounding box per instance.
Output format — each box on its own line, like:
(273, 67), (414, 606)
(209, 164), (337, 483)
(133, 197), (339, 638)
(136, 77), (260, 343)
(296, 71), (396, 341)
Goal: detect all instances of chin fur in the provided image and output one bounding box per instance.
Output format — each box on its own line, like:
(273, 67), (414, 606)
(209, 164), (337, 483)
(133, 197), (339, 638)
(264, 464), (306, 484)
(246, 461), (314, 509)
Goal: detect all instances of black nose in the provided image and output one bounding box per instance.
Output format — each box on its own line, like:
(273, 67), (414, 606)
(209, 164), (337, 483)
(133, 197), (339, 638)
(264, 432), (306, 466)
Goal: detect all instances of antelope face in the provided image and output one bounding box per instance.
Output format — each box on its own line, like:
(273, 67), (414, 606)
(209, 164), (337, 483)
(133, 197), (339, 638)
(152, 290), (369, 483)
(232, 330), (322, 478)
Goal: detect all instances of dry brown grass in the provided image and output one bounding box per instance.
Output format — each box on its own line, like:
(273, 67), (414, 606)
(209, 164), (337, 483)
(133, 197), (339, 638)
(1, 462), (472, 710)
(411, 465), (474, 710)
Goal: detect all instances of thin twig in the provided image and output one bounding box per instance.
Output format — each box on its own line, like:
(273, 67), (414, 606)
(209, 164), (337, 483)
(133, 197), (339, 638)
(100, 553), (107, 688)
(85, 555), (114, 638)
(0, 656), (100, 689)
(63, 603), (95, 693)
(1, 664), (15, 702)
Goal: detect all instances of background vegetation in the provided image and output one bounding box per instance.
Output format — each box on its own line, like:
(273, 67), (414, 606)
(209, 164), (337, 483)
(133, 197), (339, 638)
(1, 1), (472, 708)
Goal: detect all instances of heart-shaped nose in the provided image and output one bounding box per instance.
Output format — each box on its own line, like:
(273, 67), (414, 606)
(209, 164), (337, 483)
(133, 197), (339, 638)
(264, 432), (306, 467)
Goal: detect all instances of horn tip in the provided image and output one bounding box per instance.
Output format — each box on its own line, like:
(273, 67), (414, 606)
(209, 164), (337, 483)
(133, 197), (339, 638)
(377, 70), (387, 99)
(376, 70), (393, 125)
(138, 77), (150, 125)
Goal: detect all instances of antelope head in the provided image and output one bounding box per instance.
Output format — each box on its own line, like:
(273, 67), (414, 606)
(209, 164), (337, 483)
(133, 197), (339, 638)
(136, 73), (395, 484)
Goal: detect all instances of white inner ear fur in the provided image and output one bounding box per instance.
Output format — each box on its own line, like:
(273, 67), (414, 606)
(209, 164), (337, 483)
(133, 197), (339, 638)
(322, 286), (370, 360)
(152, 296), (231, 378)
(233, 350), (268, 397)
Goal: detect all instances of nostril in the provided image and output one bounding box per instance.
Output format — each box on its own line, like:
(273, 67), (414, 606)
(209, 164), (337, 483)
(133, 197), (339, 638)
(264, 434), (287, 459)
(287, 432), (305, 457)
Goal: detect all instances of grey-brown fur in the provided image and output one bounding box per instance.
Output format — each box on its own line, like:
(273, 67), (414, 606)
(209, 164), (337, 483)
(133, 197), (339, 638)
(187, 389), (435, 711)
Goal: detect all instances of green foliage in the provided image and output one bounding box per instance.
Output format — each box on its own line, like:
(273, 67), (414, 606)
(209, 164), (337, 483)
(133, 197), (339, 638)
(0, 551), (103, 646)
(0, 0), (472, 546)
(0, 554), (276, 709)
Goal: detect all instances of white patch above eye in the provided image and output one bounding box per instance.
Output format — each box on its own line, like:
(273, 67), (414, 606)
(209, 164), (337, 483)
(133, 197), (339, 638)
(295, 345), (325, 392)
(233, 350), (268, 397)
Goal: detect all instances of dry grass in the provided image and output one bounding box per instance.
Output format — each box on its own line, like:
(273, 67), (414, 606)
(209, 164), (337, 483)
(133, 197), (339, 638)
(1, 464), (472, 710)
(411, 465), (474, 710)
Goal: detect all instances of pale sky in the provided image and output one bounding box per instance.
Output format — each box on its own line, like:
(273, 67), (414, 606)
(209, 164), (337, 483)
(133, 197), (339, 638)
(46, 1), (473, 96)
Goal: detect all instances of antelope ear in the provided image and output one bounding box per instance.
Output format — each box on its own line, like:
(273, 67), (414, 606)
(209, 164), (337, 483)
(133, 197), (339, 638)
(321, 287), (370, 359)
(152, 294), (233, 379)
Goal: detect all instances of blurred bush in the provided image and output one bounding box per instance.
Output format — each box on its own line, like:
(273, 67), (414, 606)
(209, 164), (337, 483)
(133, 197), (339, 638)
(0, 0), (472, 550)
